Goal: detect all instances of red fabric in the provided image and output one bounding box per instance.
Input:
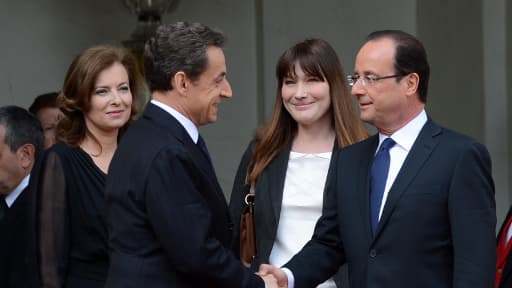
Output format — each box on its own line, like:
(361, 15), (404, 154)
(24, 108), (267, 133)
(496, 215), (512, 287)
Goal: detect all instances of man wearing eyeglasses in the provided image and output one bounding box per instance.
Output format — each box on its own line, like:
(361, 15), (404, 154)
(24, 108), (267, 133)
(259, 30), (496, 288)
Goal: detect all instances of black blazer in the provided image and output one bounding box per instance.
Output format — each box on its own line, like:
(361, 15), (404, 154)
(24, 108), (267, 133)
(497, 207), (512, 288)
(285, 119), (496, 288)
(0, 184), (37, 288)
(230, 141), (349, 287)
(105, 103), (263, 288)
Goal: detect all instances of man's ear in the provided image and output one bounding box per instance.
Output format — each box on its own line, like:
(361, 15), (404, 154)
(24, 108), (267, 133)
(404, 72), (419, 97)
(16, 144), (35, 171)
(173, 71), (189, 95)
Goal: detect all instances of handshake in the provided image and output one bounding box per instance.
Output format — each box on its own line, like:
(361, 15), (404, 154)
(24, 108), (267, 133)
(257, 264), (288, 288)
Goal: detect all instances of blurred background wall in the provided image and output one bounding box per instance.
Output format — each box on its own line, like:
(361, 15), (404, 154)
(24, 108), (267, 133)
(0, 0), (509, 227)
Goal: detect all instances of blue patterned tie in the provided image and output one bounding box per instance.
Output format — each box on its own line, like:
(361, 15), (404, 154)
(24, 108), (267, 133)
(370, 138), (395, 236)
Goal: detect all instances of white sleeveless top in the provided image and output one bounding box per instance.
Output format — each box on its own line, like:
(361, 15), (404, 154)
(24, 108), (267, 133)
(268, 151), (336, 288)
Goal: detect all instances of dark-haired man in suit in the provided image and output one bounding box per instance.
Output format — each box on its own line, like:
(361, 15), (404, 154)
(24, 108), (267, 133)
(105, 22), (275, 288)
(0, 105), (44, 288)
(28, 92), (63, 149)
(260, 30), (496, 288)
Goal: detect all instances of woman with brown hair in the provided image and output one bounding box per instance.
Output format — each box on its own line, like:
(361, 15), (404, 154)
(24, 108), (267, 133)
(230, 38), (368, 287)
(36, 46), (144, 287)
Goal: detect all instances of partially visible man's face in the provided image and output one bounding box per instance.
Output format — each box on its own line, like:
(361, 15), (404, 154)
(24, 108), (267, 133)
(36, 107), (63, 149)
(0, 124), (25, 195)
(351, 37), (409, 132)
(184, 46), (233, 126)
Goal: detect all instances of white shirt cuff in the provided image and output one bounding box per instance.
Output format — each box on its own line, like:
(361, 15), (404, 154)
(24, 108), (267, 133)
(281, 267), (295, 288)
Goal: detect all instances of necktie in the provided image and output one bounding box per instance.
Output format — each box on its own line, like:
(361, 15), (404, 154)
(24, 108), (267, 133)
(197, 135), (215, 171)
(0, 195), (7, 220)
(370, 138), (395, 236)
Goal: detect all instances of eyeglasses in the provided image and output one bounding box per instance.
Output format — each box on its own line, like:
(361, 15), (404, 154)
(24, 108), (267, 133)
(347, 74), (404, 87)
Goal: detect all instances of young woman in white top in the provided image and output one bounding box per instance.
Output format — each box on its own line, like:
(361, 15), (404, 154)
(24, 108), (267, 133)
(230, 38), (368, 287)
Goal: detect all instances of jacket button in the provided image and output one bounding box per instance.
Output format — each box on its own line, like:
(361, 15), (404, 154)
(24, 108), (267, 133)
(369, 250), (377, 258)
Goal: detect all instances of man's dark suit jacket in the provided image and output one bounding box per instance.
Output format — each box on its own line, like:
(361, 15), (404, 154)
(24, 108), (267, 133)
(285, 119), (496, 288)
(0, 182), (39, 288)
(105, 103), (263, 288)
(497, 207), (512, 288)
(230, 141), (349, 287)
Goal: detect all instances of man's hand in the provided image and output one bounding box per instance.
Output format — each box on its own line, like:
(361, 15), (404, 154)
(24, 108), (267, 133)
(258, 264), (288, 287)
(258, 273), (280, 288)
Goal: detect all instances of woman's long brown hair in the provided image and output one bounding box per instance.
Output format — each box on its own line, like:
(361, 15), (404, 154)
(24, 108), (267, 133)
(246, 38), (368, 185)
(56, 45), (145, 147)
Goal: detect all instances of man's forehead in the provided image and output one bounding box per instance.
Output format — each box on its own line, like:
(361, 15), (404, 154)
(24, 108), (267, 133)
(354, 39), (395, 71)
(359, 38), (395, 57)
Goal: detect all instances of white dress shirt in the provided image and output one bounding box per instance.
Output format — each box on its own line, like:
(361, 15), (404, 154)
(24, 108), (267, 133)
(151, 99), (199, 144)
(5, 174), (30, 207)
(376, 110), (427, 219)
(270, 151), (336, 288)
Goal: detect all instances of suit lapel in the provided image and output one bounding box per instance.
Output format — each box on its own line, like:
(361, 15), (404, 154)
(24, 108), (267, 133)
(254, 143), (291, 229)
(184, 137), (222, 184)
(266, 143), (292, 228)
(143, 103), (225, 200)
(358, 136), (379, 242)
(373, 120), (441, 239)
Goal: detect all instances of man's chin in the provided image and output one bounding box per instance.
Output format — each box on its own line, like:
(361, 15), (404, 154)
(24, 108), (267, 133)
(359, 113), (371, 123)
(199, 116), (217, 126)
(208, 115), (218, 124)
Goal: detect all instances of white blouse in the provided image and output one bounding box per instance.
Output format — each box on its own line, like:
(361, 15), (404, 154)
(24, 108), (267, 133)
(268, 151), (336, 288)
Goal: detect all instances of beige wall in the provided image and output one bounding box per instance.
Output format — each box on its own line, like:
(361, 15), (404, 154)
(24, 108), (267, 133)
(507, 0), (512, 219)
(417, 0), (484, 141)
(481, 0), (509, 225)
(0, 0), (134, 107)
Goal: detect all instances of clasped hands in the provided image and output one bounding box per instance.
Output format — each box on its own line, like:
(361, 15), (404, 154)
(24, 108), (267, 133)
(257, 264), (288, 288)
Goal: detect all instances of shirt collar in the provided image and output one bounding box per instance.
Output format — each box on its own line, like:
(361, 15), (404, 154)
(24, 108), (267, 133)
(377, 109), (428, 152)
(5, 174), (30, 207)
(151, 99), (199, 143)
